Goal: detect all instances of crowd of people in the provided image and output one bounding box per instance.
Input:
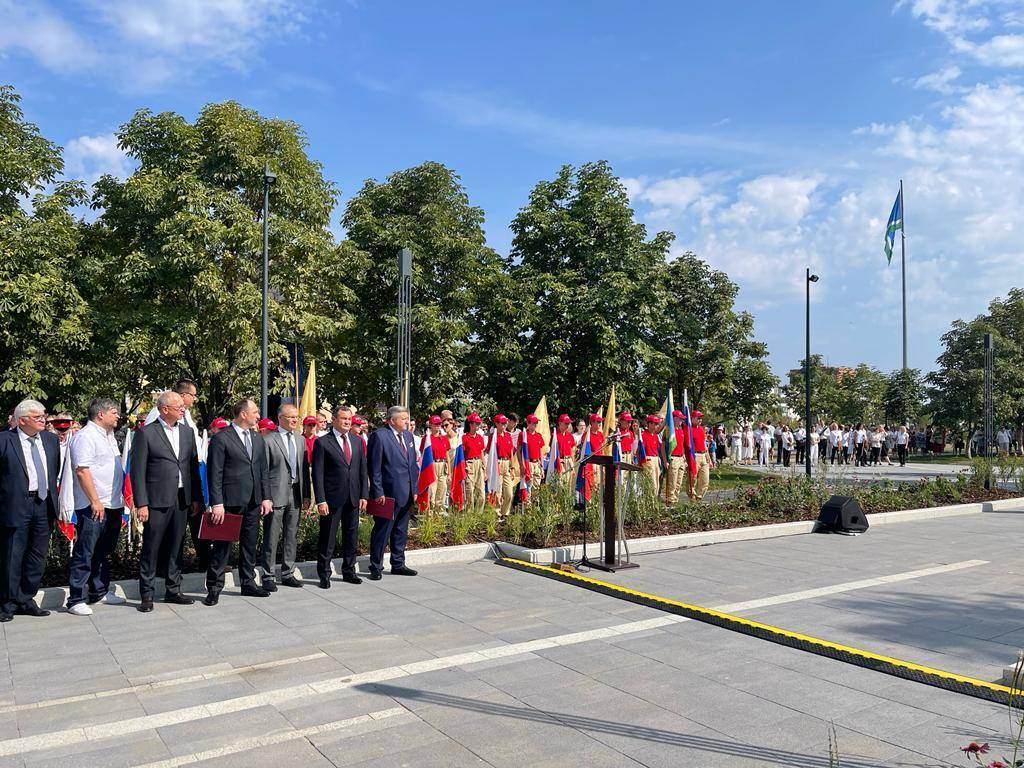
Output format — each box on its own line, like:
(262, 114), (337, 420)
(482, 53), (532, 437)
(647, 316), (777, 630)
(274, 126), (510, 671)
(4, 375), (1006, 623)
(0, 379), (720, 622)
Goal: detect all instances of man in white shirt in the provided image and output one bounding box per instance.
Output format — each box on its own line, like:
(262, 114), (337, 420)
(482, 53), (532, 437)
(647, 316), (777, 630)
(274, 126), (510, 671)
(66, 398), (128, 615)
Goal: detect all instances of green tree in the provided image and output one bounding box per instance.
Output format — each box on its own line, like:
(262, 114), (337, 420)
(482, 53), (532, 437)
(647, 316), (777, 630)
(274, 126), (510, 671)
(783, 355), (842, 423)
(507, 161), (671, 414)
(84, 101), (348, 423)
(647, 251), (777, 420)
(927, 289), (1024, 434)
(336, 161), (507, 414)
(0, 85), (91, 412)
(883, 368), (926, 425)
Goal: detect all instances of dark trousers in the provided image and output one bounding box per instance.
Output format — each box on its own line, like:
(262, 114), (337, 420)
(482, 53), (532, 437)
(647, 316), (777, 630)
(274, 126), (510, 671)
(68, 506), (124, 607)
(207, 504), (259, 592)
(0, 496), (53, 613)
(317, 501), (359, 578)
(139, 493), (187, 599)
(775, 441), (784, 464)
(369, 500), (412, 572)
(897, 444), (908, 466)
(782, 448), (791, 467)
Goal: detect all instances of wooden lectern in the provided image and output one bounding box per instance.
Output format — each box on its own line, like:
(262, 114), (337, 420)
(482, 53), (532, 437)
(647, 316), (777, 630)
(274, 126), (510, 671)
(578, 454), (641, 572)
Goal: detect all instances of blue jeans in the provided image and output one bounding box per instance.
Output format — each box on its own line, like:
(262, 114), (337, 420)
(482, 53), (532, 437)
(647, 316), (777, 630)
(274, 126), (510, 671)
(67, 506), (124, 607)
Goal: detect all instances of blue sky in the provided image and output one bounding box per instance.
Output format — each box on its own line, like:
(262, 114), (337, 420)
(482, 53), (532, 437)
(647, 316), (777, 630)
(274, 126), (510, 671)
(4, 0), (1023, 378)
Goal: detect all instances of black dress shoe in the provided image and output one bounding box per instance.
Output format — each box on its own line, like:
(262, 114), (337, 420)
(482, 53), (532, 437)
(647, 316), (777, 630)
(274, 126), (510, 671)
(164, 593), (195, 605)
(17, 602), (50, 617)
(261, 579), (278, 593)
(240, 584), (270, 597)
(390, 565), (418, 577)
(0, 611), (12, 623)
(280, 576), (304, 588)
(367, 569), (382, 581)
(203, 591), (219, 606)
(318, 576), (331, 589)
(342, 573), (362, 585)
(137, 598), (154, 613)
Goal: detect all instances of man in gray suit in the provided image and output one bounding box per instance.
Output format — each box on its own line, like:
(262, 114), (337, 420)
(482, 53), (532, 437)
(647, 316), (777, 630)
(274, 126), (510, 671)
(260, 404), (309, 591)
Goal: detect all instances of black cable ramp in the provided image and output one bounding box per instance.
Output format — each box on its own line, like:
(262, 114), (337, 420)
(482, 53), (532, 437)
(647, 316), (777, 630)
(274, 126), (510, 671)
(495, 557), (1016, 706)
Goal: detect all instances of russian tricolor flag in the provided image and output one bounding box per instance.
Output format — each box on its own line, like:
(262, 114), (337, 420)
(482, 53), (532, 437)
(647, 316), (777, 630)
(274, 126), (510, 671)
(450, 444), (467, 509)
(575, 428), (593, 504)
(416, 439), (436, 512)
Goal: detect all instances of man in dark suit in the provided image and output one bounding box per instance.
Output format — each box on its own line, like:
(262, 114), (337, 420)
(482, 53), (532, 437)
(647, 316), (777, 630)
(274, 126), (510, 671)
(311, 405), (368, 588)
(0, 400), (60, 621)
(205, 398), (272, 604)
(131, 391), (204, 612)
(366, 405), (419, 580)
(260, 404), (310, 591)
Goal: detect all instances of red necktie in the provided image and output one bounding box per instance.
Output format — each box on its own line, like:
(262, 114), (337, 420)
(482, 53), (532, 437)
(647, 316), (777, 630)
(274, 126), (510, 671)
(343, 434), (351, 462)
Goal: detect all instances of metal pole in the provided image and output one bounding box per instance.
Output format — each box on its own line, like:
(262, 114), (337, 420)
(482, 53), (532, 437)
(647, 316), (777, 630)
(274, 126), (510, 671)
(261, 163), (270, 416)
(900, 179), (907, 371)
(805, 268), (812, 477)
(984, 333), (994, 490)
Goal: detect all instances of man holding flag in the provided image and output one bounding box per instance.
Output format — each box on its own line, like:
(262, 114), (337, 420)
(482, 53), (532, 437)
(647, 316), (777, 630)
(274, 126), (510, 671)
(461, 413), (487, 514)
(686, 408), (711, 501)
(523, 414), (546, 488)
(489, 414), (516, 518)
(638, 414), (663, 495)
(554, 414), (577, 483)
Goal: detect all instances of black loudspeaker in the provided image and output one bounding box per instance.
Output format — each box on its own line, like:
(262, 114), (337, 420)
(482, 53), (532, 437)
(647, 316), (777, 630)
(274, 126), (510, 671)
(817, 495), (869, 534)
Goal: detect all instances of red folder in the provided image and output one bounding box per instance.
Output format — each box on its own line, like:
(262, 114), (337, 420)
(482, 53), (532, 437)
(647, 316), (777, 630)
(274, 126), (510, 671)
(198, 511), (242, 541)
(367, 497), (395, 520)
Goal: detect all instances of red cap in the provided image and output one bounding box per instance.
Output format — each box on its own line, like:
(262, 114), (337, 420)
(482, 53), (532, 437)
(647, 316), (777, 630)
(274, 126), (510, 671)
(692, 409), (703, 418)
(211, 417), (229, 429)
(558, 414), (572, 424)
(258, 418), (277, 431)
(467, 412), (482, 423)
(646, 414), (660, 424)
(672, 410), (684, 418)
(493, 414), (508, 424)
(302, 416), (317, 426)
(618, 411), (633, 422)
(429, 415), (442, 425)
(525, 414), (539, 423)
(589, 413), (603, 423)
(352, 416), (366, 425)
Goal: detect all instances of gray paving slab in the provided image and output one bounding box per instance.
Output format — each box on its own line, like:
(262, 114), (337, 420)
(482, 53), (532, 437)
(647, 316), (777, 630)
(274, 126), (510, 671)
(0, 509), (1021, 766)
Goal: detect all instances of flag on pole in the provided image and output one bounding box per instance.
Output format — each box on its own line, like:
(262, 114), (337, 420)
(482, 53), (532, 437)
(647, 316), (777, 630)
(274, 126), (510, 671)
(544, 430), (561, 482)
(517, 427), (531, 502)
(575, 427), (593, 504)
(121, 429), (134, 531)
(681, 389), (698, 495)
(416, 439), (436, 512)
(663, 388), (677, 459)
(450, 444), (467, 509)
(602, 385), (617, 456)
(196, 429), (210, 507)
(485, 426), (499, 506)
(884, 189), (903, 264)
(57, 440), (76, 543)
(297, 359), (318, 426)
(533, 396), (551, 449)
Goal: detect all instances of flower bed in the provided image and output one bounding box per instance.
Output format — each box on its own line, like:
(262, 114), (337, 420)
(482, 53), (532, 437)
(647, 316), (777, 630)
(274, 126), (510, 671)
(41, 470), (1021, 587)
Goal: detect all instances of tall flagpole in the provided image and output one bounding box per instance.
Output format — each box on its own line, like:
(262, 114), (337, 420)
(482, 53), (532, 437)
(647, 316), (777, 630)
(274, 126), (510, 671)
(900, 179), (907, 371)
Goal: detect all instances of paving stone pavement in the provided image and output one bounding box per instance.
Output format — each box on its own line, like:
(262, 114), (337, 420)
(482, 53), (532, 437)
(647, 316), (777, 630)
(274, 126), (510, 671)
(1, 506), (1022, 767)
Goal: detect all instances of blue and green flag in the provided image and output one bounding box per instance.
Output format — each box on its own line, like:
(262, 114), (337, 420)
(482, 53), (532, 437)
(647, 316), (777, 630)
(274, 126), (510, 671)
(884, 190), (903, 264)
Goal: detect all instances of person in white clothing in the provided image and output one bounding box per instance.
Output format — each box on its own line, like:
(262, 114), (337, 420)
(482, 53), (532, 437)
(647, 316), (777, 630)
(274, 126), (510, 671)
(66, 398), (128, 615)
(757, 427), (771, 466)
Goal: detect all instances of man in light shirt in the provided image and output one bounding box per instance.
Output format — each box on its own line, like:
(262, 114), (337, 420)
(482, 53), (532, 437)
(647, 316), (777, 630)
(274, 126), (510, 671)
(66, 398), (128, 615)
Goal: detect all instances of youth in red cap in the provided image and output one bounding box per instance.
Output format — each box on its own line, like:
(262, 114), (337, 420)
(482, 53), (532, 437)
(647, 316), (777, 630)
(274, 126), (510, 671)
(672, 409), (684, 418)
(210, 417), (229, 433)
(302, 415), (317, 426)
(429, 414), (442, 425)
(493, 414), (508, 424)
(258, 417), (277, 433)
(466, 412), (482, 423)
(589, 413), (603, 422)
(692, 409), (703, 418)
(525, 414), (539, 423)
(558, 414), (572, 424)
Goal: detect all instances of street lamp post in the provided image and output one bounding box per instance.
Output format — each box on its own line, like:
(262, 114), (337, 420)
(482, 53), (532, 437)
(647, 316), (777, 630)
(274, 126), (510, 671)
(805, 269), (819, 477)
(260, 163), (276, 416)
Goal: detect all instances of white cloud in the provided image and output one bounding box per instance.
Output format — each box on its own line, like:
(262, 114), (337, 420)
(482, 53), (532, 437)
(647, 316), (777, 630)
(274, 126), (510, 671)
(423, 92), (763, 157)
(0, 1), (98, 71)
(94, 0), (302, 68)
(0, 0), (310, 89)
(64, 133), (133, 185)
(913, 64), (964, 93)
(904, 0), (1024, 67)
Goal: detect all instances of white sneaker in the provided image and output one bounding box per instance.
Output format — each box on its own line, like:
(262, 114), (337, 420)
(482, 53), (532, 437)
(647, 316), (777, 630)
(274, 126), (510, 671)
(99, 591), (126, 605)
(68, 603), (93, 616)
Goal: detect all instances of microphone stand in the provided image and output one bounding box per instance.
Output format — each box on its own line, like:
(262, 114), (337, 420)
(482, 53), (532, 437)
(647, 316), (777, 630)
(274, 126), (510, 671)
(577, 431), (621, 570)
